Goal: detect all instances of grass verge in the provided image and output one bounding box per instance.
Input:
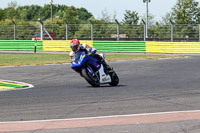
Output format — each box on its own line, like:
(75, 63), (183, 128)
(0, 53), (182, 67)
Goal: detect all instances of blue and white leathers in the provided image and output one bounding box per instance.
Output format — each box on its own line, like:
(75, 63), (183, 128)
(71, 51), (112, 84)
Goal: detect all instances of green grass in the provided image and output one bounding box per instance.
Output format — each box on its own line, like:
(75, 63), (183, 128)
(0, 54), (182, 67)
(0, 54), (69, 67)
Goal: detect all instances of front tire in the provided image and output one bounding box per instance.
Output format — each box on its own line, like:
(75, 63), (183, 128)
(109, 71), (119, 86)
(82, 68), (100, 87)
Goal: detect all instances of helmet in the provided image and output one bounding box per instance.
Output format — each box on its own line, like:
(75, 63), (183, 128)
(70, 39), (80, 52)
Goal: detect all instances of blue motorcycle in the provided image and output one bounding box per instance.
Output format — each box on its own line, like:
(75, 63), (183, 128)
(71, 51), (119, 87)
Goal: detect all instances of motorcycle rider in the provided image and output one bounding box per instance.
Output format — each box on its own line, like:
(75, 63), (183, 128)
(69, 39), (112, 72)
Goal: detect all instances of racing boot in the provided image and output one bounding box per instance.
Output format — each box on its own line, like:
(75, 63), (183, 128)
(102, 60), (113, 74)
(96, 54), (113, 73)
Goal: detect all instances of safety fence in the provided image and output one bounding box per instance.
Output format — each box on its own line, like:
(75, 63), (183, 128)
(1, 40), (200, 54)
(1, 23), (200, 42)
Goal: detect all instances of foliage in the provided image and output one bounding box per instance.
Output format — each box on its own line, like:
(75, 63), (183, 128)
(77, 8), (93, 21)
(99, 9), (112, 23)
(161, 0), (200, 38)
(1, 2), (93, 22)
(122, 10), (139, 25)
(1, 0), (200, 40)
(171, 0), (200, 24)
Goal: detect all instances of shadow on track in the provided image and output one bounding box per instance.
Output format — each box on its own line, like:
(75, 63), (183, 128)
(86, 85), (127, 88)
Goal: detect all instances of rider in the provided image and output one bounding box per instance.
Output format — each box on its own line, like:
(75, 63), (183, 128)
(69, 39), (111, 72)
(69, 39), (96, 61)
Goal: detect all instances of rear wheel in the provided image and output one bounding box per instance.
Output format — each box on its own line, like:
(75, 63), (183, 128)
(109, 71), (119, 86)
(82, 67), (100, 87)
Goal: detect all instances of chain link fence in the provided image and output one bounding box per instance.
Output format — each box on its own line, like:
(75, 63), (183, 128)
(0, 22), (200, 42)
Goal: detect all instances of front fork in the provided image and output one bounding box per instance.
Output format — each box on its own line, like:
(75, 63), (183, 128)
(86, 65), (100, 81)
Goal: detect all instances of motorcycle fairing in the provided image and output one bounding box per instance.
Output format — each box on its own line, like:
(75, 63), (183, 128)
(71, 52), (101, 71)
(98, 64), (111, 84)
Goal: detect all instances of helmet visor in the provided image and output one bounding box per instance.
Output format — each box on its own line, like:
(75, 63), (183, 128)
(70, 44), (79, 52)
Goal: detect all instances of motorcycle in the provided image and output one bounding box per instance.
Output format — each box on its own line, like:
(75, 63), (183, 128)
(71, 51), (119, 87)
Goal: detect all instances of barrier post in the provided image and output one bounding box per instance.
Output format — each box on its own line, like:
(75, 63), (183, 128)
(12, 20), (16, 40)
(170, 19), (174, 42)
(199, 24), (200, 42)
(115, 19), (120, 41)
(142, 19), (146, 41)
(143, 0), (150, 38)
(64, 19), (68, 40)
(89, 19), (93, 40)
(38, 18), (43, 40)
(34, 37), (37, 53)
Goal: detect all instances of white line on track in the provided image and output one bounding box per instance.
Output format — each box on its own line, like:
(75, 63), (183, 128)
(0, 110), (200, 124)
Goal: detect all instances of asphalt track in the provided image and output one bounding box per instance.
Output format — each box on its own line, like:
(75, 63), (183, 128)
(1, 55), (200, 132)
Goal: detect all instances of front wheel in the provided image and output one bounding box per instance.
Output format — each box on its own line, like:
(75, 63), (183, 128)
(109, 71), (119, 86)
(82, 68), (100, 87)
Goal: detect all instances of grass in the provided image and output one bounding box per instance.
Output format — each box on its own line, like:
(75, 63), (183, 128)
(105, 54), (181, 61)
(0, 53), (182, 67)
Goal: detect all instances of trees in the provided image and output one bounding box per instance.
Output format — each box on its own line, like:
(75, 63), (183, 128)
(122, 10), (139, 25)
(120, 10), (140, 38)
(0, 8), (5, 21)
(1, 0), (200, 40)
(99, 9), (112, 23)
(63, 6), (79, 24)
(0, 2), (93, 23)
(77, 8), (93, 21)
(4, 1), (18, 19)
(16, 5), (42, 21)
(164, 0), (200, 24)
(162, 0), (200, 38)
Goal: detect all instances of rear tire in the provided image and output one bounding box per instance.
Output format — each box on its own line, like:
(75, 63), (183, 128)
(109, 71), (119, 86)
(82, 68), (100, 87)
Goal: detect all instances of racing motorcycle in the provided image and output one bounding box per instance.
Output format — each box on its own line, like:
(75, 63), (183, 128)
(71, 51), (119, 87)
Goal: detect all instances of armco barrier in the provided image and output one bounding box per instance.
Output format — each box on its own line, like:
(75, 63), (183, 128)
(93, 41), (145, 52)
(146, 42), (200, 54)
(0, 40), (42, 51)
(43, 40), (93, 51)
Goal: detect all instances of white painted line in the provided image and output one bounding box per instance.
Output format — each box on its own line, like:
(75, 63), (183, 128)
(1, 110), (200, 124)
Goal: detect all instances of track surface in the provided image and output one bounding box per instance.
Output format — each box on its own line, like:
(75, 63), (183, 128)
(1, 56), (200, 132)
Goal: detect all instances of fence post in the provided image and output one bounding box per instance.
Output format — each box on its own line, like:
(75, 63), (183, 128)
(142, 19), (146, 41)
(199, 24), (200, 42)
(89, 19), (94, 40)
(170, 19), (174, 42)
(12, 20), (16, 40)
(34, 37), (37, 53)
(64, 19), (68, 40)
(115, 19), (120, 41)
(38, 18), (43, 40)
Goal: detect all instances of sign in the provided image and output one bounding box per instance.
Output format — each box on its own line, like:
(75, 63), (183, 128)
(111, 34), (127, 38)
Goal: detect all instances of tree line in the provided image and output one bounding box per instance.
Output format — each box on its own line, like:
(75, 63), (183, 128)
(0, 0), (200, 40)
